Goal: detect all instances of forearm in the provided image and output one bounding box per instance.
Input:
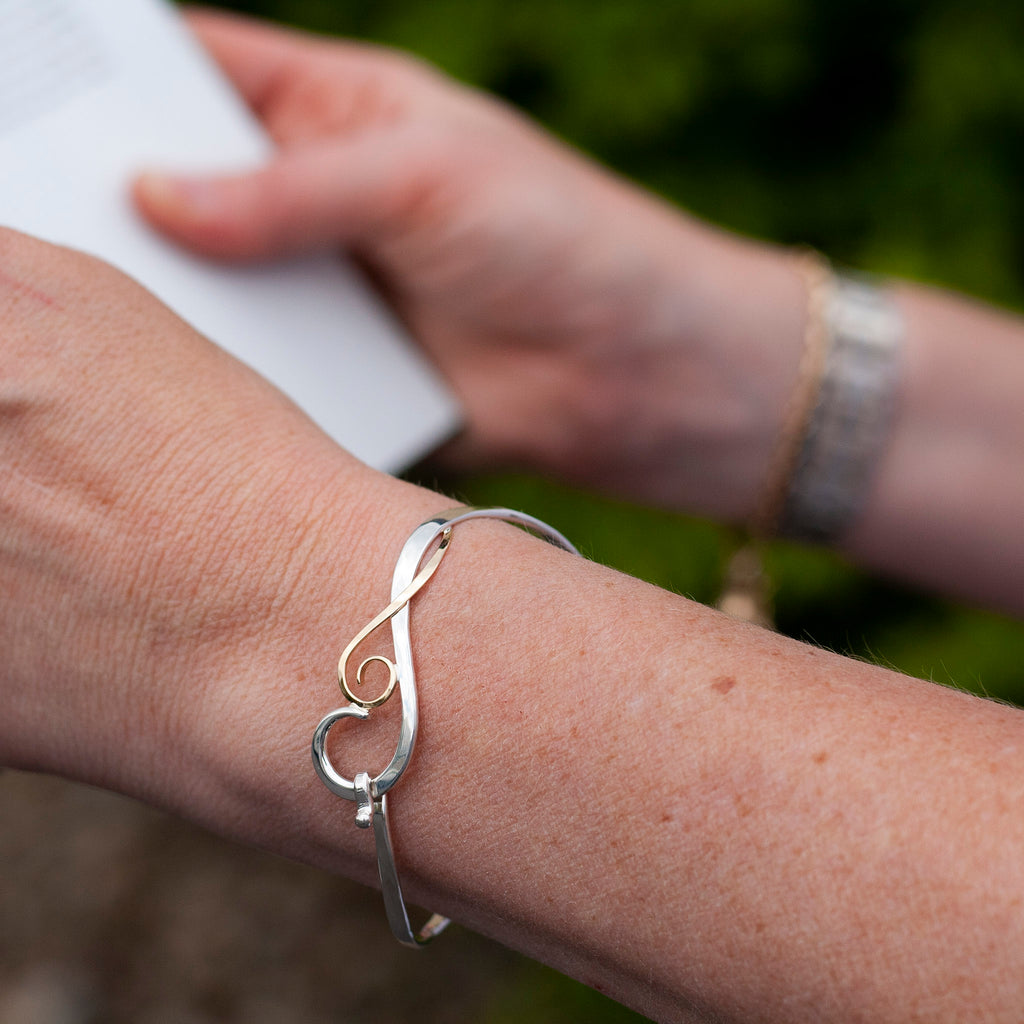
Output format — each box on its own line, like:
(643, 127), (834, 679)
(846, 283), (1024, 612)
(174, 467), (1024, 1024)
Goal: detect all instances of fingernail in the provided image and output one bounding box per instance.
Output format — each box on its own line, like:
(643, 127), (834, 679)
(137, 171), (221, 217)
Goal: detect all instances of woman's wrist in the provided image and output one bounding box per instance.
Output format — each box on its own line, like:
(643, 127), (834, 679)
(559, 196), (811, 525)
(156, 462), (448, 873)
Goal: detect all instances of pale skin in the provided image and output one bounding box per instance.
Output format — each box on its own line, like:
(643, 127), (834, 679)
(2, 8), (1023, 1023)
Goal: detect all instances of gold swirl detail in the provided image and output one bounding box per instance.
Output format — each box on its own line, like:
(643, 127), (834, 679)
(338, 528), (452, 709)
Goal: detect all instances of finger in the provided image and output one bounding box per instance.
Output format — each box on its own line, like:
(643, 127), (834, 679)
(184, 7), (319, 115)
(183, 8), (429, 145)
(133, 132), (431, 261)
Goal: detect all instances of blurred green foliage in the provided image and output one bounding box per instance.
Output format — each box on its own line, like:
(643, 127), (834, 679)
(192, 1), (1024, 1019)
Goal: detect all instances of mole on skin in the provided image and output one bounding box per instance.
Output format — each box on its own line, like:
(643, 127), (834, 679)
(711, 676), (737, 695)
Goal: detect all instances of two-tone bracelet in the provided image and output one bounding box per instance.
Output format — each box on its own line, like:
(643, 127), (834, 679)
(719, 253), (903, 625)
(312, 506), (577, 947)
(776, 273), (903, 543)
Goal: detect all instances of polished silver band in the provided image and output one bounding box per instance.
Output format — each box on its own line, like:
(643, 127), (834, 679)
(312, 506), (577, 948)
(777, 275), (903, 545)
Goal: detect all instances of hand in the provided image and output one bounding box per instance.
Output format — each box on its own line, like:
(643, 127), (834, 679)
(135, 11), (809, 523)
(0, 227), (411, 844)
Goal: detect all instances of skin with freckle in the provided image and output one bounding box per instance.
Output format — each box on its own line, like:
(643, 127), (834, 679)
(711, 676), (737, 695)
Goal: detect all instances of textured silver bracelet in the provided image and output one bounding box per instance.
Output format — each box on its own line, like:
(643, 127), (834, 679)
(311, 506), (578, 947)
(777, 274), (903, 544)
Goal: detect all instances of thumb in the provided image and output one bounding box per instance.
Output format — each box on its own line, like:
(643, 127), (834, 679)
(133, 135), (424, 262)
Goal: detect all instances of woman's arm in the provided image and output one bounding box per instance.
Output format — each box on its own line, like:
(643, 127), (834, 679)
(135, 11), (1024, 615)
(3, 229), (1023, 1023)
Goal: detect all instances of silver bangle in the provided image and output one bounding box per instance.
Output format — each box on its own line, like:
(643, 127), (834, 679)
(311, 506), (578, 947)
(777, 274), (903, 545)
